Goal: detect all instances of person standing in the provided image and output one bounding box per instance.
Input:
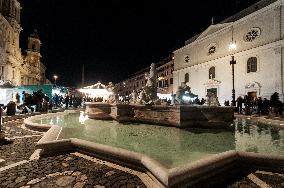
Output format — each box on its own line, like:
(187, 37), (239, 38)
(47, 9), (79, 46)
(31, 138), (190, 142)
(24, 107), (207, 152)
(236, 96), (244, 114)
(65, 95), (70, 109)
(257, 97), (263, 115)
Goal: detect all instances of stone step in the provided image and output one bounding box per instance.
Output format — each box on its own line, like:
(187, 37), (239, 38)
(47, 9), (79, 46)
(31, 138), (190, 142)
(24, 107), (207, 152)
(253, 171), (284, 188)
(247, 174), (272, 188)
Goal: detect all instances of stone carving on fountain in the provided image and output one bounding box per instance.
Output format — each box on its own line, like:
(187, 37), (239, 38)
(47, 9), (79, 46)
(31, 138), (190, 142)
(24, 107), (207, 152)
(174, 82), (198, 105)
(205, 92), (220, 106)
(106, 82), (117, 104)
(129, 90), (138, 104)
(136, 63), (160, 105)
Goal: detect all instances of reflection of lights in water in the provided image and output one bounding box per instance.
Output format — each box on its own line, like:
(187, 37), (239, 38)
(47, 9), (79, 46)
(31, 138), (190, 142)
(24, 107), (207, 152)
(56, 116), (60, 124)
(50, 119), (54, 125)
(79, 111), (89, 124)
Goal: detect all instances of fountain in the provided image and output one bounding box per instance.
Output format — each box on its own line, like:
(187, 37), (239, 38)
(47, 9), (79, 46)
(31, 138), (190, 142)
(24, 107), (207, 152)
(24, 70), (282, 187)
(82, 64), (234, 129)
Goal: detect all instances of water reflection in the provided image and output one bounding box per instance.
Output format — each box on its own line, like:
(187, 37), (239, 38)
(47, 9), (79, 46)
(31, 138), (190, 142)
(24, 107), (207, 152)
(34, 114), (284, 168)
(79, 111), (88, 124)
(234, 118), (284, 154)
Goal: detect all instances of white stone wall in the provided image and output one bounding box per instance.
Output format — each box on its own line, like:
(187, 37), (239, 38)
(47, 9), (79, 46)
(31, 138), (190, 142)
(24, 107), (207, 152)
(174, 0), (284, 104)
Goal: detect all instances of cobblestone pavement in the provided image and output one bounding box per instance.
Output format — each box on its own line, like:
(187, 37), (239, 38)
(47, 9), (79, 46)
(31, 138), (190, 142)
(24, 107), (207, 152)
(0, 136), (41, 167)
(2, 120), (44, 138)
(0, 117), (153, 188)
(0, 153), (147, 188)
(228, 171), (284, 188)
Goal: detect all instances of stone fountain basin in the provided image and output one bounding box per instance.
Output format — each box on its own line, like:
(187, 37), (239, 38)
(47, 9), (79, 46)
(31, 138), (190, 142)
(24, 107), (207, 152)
(24, 111), (284, 188)
(85, 102), (235, 129)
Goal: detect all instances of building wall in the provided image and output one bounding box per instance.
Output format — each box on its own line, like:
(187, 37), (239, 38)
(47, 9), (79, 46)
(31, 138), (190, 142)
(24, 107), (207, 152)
(116, 58), (174, 97)
(0, 0), (48, 86)
(174, 0), (284, 104)
(0, 10), (22, 86)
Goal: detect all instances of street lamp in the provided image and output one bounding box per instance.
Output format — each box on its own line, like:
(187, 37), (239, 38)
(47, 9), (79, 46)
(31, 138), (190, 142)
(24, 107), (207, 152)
(229, 37), (237, 106)
(53, 75), (58, 86)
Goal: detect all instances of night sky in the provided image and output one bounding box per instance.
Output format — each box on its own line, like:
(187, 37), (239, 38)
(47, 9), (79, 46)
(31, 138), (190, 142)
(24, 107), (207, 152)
(19, 0), (260, 87)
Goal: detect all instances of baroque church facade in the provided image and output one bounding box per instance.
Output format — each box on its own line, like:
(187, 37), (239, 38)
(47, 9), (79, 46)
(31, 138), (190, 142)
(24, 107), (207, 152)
(0, 0), (48, 86)
(173, 0), (284, 104)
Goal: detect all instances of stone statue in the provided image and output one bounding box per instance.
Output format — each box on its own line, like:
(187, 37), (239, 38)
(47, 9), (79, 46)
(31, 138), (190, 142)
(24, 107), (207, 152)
(171, 92), (175, 105)
(130, 90), (138, 104)
(137, 63), (160, 105)
(174, 82), (197, 104)
(106, 82), (116, 104)
(205, 92), (220, 106)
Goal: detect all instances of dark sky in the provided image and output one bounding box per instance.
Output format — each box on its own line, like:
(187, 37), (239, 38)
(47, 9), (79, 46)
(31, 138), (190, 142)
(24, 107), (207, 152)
(19, 0), (260, 87)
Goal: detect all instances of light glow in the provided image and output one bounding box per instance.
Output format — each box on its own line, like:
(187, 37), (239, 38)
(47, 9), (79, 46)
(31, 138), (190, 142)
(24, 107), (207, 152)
(78, 82), (112, 99)
(79, 111), (88, 124)
(229, 41), (237, 51)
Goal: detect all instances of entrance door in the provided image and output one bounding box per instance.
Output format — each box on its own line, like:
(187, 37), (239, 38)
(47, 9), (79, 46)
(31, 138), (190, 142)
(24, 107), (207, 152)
(207, 88), (217, 97)
(247, 91), (257, 101)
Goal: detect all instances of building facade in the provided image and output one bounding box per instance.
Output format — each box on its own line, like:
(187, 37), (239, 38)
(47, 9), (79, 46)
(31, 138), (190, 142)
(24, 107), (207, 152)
(0, 0), (47, 86)
(116, 55), (174, 99)
(173, 0), (284, 104)
(22, 31), (47, 85)
(0, 0), (22, 85)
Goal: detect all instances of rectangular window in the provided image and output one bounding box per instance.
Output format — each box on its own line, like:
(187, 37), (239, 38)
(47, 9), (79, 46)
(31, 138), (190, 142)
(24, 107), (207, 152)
(0, 66), (3, 80)
(159, 81), (163, 88)
(170, 78), (173, 84)
(165, 79), (169, 87)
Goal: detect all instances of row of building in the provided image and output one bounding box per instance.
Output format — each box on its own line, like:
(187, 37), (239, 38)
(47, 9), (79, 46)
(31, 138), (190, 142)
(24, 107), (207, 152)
(0, 0), (49, 87)
(115, 55), (174, 100)
(116, 0), (284, 104)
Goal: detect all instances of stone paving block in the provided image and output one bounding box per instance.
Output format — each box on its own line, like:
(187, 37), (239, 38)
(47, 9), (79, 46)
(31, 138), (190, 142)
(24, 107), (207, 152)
(0, 154), (147, 188)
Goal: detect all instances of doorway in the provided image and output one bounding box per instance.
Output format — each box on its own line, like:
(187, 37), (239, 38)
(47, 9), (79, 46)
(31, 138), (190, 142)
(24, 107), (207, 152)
(207, 88), (217, 97)
(247, 91), (257, 101)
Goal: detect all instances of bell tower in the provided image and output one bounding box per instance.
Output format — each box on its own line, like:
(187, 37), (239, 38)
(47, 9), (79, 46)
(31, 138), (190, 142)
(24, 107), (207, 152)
(26, 30), (41, 67)
(27, 30), (41, 53)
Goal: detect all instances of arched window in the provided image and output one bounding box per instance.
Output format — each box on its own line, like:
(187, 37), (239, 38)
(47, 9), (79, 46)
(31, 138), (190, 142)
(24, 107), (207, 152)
(184, 73), (189, 83)
(209, 66), (215, 79)
(247, 57), (257, 73)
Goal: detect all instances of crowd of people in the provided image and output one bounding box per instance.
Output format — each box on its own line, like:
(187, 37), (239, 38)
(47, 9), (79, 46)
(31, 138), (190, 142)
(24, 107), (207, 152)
(2, 88), (284, 117)
(235, 92), (283, 116)
(1, 90), (86, 116)
(52, 93), (83, 109)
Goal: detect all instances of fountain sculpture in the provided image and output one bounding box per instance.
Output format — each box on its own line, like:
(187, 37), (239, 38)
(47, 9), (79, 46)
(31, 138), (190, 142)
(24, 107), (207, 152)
(83, 64), (234, 129)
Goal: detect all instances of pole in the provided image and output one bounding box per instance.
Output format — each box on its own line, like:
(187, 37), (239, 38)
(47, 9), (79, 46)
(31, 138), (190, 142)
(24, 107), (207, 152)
(230, 56), (236, 106)
(0, 106), (2, 132)
(82, 64), (85, 88)
(0, 106), (4, 141)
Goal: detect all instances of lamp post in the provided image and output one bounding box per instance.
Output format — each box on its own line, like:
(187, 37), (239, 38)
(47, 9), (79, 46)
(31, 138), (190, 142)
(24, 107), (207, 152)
(53, 75), (58, 86)
(0, 105), (3, 140)
(229, 39), (237, 106)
